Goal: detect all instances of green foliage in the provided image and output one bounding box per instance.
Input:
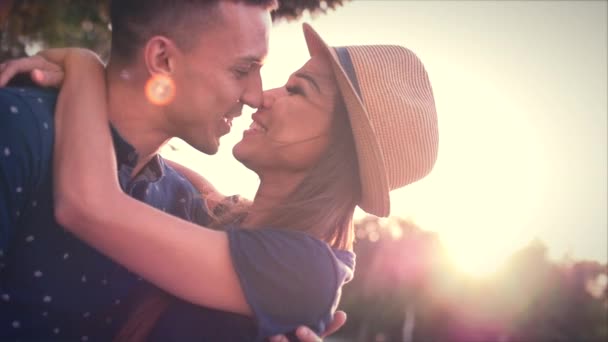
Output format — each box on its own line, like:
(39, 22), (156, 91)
(1, 0), (111, 59)
(0, 0), (351, 60)
(271, 0), (349, 22)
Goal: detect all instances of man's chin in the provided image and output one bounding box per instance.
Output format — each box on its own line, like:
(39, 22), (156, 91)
(206, 143), (220, 155)
(191, 139), (219, 155)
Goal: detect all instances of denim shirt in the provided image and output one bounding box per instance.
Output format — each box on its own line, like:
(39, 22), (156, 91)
(0, 86), (209, 341)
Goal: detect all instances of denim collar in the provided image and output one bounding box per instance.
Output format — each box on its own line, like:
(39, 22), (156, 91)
(110, 125), (164, 188)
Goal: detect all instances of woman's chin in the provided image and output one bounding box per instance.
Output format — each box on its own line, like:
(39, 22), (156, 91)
(232, 143), (253, 168)
(233, 140), (270, 175)
(232, 140), (244, 159)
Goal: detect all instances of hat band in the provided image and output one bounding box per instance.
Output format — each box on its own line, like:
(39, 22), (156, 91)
(334, 47), (363, 100)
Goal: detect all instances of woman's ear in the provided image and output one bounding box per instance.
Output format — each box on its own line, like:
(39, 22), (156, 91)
(143, 36), (178, 76)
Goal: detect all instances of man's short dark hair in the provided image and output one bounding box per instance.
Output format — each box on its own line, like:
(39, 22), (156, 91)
(109, 0), (276, 65)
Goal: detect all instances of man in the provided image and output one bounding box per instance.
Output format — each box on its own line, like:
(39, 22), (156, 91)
(0, 0), (343, 340)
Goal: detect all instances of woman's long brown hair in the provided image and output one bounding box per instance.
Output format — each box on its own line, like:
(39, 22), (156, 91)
(254, 98), (360, 250)
(114, 98), (361, 341)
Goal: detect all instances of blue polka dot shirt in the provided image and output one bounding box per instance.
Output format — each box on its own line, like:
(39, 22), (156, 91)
(0, 86), (209, 341)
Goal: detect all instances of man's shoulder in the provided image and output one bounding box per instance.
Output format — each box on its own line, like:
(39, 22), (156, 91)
(138, 155), (212, 225)
(0, 85), (58, 105)
(0, 86), (58, 130)
(157, 155), (189, 179)
(0, 86), (57, 155)
(149, 155), (201, 196)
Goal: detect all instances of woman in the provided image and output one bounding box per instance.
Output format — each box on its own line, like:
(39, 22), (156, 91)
(3, 24), (438, 341)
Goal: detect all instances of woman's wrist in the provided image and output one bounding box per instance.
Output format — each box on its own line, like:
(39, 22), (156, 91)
(63, 49), (104, 76)
(35, 48), (104, 77)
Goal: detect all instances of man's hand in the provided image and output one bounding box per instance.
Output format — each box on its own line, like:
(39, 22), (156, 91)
(269, 310), (347, 342)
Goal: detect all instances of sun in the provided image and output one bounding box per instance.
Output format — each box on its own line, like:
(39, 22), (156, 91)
(443, 239), (509, 278)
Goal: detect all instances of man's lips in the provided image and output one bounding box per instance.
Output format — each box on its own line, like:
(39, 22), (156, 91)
(218, 116), (233, 137)
(222, 116), (233, 128)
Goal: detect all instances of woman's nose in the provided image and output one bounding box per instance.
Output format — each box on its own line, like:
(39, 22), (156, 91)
(261, 88), (281, 108)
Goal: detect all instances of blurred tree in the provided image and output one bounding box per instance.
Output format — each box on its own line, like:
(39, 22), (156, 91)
(337, 216), (450, 342)
(1, 0), (111, 60)
(0, 0), (351, 61)
(335, 218), (608, 342)
(271, 0), (348, 22)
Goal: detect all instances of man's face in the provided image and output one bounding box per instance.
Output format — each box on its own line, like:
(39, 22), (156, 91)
(167, 2), (271, 155)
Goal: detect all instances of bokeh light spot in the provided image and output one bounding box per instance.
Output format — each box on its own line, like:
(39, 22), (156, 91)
(145, 74), (176, 106)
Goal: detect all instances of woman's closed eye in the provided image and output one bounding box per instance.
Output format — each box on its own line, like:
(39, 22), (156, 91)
(286, 85), (304, 96)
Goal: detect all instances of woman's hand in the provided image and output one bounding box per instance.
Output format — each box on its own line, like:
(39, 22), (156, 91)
(0, 53), (64, 87)
(0, 48), (103, 88)
(269, 311), (347, 342)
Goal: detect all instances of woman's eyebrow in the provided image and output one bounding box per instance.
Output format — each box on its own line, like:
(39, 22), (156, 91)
(295, 72), (320, 93)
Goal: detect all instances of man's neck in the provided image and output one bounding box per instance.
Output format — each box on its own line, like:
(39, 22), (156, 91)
(106, 68), (171, 176)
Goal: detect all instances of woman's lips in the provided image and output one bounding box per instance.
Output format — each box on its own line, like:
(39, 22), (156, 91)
(243, 120), (267, 136)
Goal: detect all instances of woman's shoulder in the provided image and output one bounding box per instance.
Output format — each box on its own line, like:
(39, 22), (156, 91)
(228, 227), (354, 265)
(225, 226), (354, 339)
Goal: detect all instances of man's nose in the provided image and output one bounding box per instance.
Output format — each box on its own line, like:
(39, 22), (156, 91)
(239, 72), (263, 109)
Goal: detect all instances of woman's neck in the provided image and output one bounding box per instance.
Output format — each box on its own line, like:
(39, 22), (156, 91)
(242, 170), (308, 228)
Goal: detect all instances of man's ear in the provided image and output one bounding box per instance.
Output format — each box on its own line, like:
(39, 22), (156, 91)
(143, 36), (178, 75)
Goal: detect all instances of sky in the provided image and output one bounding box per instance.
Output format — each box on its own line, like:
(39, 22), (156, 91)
(162, 0), (608, 277)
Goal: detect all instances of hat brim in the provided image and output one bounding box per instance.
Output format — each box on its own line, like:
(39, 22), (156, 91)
(302, 23), (390, 217)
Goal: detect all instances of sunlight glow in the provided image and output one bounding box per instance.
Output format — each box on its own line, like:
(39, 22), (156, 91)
(445, 243), (507, 278)
(386, 69), (543, 278)
(162, 1), (607, 277)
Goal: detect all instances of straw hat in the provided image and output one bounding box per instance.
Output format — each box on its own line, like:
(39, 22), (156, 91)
(302, 23), (439, 217)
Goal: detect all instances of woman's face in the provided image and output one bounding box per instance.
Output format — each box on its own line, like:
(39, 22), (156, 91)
(233, 55), (339, 174)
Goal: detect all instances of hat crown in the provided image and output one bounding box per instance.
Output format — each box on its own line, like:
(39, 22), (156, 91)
(302, 23), (438, 217)
(341, 45), (439, 191)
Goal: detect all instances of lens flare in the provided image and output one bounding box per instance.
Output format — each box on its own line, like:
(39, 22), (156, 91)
(145, 74), (176, 106)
